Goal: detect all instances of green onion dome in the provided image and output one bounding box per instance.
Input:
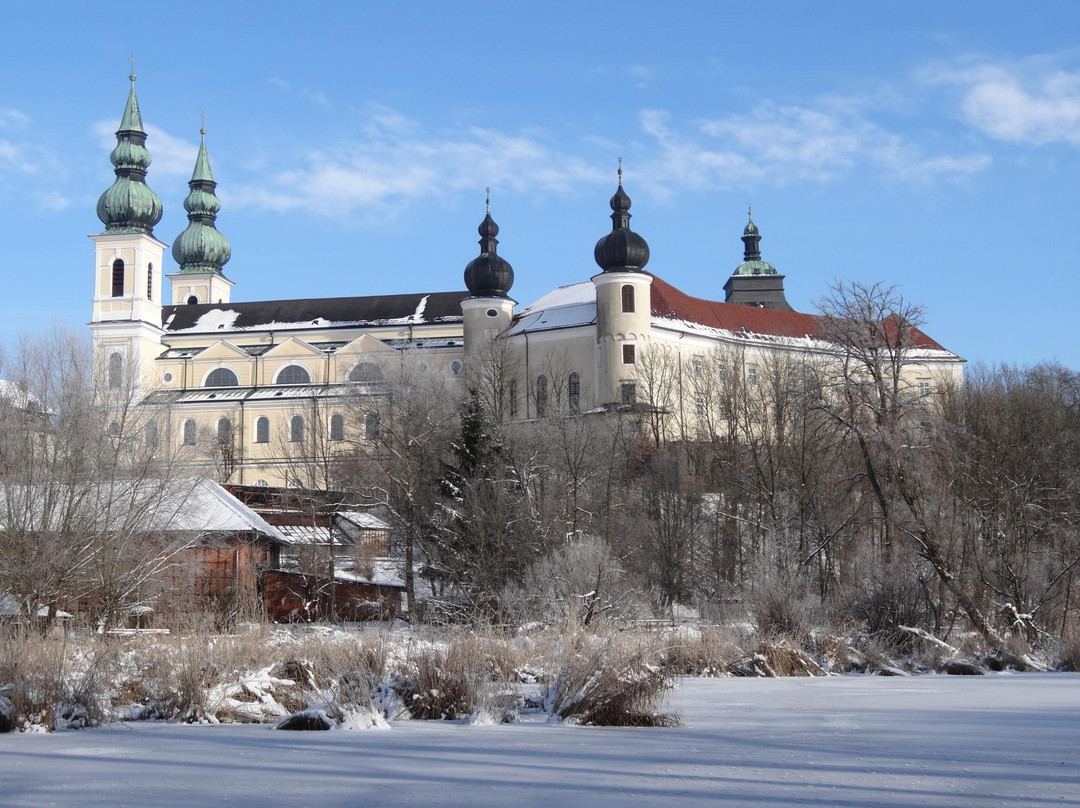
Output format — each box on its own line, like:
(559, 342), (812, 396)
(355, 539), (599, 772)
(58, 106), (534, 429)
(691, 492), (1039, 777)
(172, 127), (231, 274)
(96, 72), (163, 235)
(734, 208), (778, 276)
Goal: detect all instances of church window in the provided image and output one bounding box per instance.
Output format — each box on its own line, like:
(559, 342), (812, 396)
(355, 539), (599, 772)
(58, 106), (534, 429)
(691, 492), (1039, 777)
(621, 382), (637, 405)
(746, 365), (758, 386)
(621, 284), (635, 313)
(147, 263), (153, 301)
(330, 413), (344, 441)
(277, 365), (312, 385)
(693, 356), (704, 378)
(696, 396), (707, 418)
(918, 378), (932, 397)
(144, 421), (158, 447)
(255, 416), (270, 443)
(536, 375), (548, 417)
(182, 419), (197, 446)
(111, 259), (125, 297)
(364, 412), (380, 440)
(348, 362), (382, 382)
(568, 372), (580, 415)
(205, 367), (239, 387)
(107, 353), (123, 389)
(187, 295), (199, 305)
(509, 379), (519, 418)
(622, 344), (636, 365)
(290, 414), (305, 442)
(216, 417), (232, 444)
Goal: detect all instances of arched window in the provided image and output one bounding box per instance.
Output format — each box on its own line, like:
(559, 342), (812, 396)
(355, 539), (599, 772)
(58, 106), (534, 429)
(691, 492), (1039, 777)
(330, 413), (344, 441)
(364, 412), (380, 440)
(348, 361), (383, 382)
(144, 421), (158, 447)
(111, 259), (125, 297)
(536, 375), (548, 417)
(182, 419), (197, 446)
(147, 263), (153, 301)
(107, 353), (123, 389)
(568, 372), (581, 415)
(277, 365), (311, 385)
(255, 416), (270, 443)
(186, 295), (199, 305)
(290, 414), (305, 442)
(205, 367), (239, 387)
(621, 284), (635, 313)
(509, 379), (519, 419)
(216, 417), (232, 444)
(108, 421), (121, 437)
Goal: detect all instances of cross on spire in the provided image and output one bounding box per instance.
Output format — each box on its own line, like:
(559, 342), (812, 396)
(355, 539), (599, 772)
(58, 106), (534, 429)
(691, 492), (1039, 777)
(200, 110), (206, 136)
(129, 54), (137, 84)
(485, 186), (490, 214)
(617, 156), (623, 186)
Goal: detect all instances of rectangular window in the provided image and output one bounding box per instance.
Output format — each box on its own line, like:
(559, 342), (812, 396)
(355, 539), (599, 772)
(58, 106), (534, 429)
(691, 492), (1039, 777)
(696, 396), (706, 418)
(693, 356), (704, 378)
(746, 365), (758, 386)
(621, 382), (637, 405)
(622, 344), (636, 365)
(509, 379), (519, 418)
(918, 379), (932, 397)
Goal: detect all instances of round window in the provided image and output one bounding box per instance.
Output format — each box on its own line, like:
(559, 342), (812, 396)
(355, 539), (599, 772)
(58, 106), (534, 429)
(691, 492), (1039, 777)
(486, 308), (498, 317)
(162, 372), (174, 383)
(450, 359), (463, 375)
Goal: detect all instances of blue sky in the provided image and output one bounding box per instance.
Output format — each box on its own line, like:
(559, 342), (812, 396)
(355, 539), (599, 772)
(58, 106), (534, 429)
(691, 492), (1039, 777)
(2, 1), (1079, 367)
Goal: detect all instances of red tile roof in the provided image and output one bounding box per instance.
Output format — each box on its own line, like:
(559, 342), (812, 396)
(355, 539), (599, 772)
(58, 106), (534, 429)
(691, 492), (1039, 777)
(648, 275), (948, 352)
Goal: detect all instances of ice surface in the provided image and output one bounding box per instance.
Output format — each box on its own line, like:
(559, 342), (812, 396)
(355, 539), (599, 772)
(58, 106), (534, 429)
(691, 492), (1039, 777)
(1, 674), (1078, 807)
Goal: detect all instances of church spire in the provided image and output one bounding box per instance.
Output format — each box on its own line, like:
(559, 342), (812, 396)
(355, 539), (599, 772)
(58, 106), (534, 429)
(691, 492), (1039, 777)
(741, 206), (762, 261)
(594, 158), (650, 273)
(96, 59), (163, 235)
(172, 119), (231, 275)
(464, 188), (514, 297)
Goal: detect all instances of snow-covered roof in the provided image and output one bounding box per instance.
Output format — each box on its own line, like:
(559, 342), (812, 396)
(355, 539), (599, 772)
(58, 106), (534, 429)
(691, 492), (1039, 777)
(337, 511), (392, 531)
(508, 283), (597, 336)
(0, 478), (289, 544)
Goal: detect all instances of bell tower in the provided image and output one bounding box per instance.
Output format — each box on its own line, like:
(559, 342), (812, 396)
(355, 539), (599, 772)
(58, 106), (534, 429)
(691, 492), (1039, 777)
(591, 162), (652, 407)
(89, 59), (166, 397)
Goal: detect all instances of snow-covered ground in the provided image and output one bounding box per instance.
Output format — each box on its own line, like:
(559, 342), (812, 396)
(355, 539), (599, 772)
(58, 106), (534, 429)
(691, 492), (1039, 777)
(1, 674), (1078, 807)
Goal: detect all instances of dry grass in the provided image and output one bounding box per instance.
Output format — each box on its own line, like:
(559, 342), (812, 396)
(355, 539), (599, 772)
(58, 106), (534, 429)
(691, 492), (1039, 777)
(542, 630), (680, 727)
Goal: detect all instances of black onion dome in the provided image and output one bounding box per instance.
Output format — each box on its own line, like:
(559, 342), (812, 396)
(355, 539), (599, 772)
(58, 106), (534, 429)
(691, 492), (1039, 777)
(464, 198), (514, 297)
(594, 171), (650, 273)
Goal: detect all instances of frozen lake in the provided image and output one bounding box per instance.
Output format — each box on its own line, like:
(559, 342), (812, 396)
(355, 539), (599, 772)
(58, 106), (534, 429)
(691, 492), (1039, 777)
(1, 673), (1078, 807)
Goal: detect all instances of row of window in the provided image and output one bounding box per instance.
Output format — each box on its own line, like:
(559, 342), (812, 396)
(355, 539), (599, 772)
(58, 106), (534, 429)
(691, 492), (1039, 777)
(111, 259), (153, 301)
(201, 360), (384, 388)
(174, 412), (380, 446)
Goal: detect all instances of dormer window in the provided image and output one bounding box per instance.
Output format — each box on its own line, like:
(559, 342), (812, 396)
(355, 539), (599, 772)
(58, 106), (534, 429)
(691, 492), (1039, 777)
(205, 367), (239, 387)
(187, 295), (199, 305)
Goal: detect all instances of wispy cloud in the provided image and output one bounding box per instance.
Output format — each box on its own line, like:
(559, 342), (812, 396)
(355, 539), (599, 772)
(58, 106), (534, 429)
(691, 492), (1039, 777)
(233, 114), (607, 216)
(635, 100), (988, 195)
(924, 58), (1080, 146)
(93, 121), (199, 178)
(0, 109), (30, 130)
(35, 191), (69, 212)
(232, 93), (990, 217)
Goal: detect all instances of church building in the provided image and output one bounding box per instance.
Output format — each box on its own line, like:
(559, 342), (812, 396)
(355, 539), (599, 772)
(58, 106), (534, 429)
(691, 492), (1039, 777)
(89, 73), (964, 487)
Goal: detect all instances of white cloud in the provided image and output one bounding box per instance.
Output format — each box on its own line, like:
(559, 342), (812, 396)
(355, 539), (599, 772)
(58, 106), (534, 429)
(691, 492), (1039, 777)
(35, 191), (69, 212)
(0, 109), (30, 130)
(925, 60), (1080, 146)
(233, 113), (607, 216)
(635, 100), (988, 194)
(0, 140), (40, 174)
(94, 121), (198, 178)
